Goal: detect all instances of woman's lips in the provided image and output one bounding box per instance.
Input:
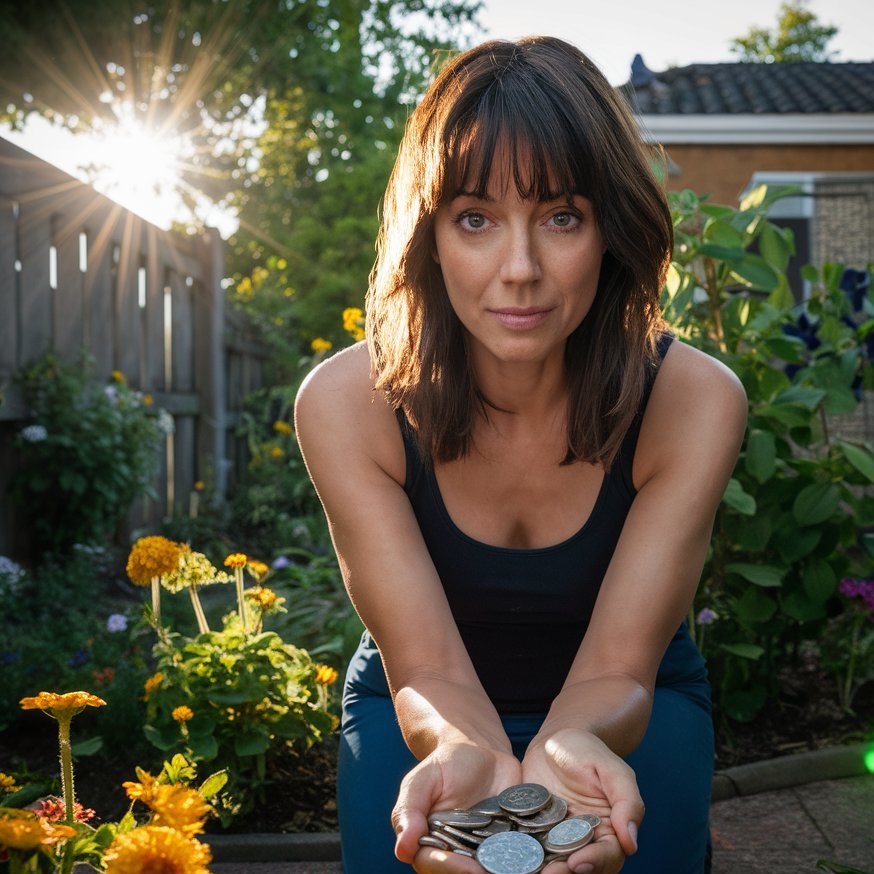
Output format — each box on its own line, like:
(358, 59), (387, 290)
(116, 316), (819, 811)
(489, 308), (552, 330)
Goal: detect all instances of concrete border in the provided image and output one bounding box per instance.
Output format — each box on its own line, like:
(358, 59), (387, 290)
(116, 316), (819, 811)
(711, 742), (872, 801)
(205, 743), (873, 863)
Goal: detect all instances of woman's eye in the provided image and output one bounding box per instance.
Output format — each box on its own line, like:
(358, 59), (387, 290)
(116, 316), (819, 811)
(550, 212), (579, 229)
(458, 212), (488, 230)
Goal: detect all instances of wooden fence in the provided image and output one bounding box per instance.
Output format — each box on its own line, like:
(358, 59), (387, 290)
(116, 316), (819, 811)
(0, 135), (266, 560)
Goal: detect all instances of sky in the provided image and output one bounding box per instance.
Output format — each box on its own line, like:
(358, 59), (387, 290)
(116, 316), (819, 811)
(478, 0), (874, 84)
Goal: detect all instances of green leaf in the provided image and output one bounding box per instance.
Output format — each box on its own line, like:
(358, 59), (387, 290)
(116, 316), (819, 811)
(745, 429), (777, 483)
(188, 734), (219, 760)
(782, 589), (827, 622)
(802, 558), (836, 603)
(71, 736), (104, 756)
(720, 642), (766, 660)
(774, 526), (822, 563)
(199, 770), (229, 799)
(729, 254), (780, 292)
(234, 731), (270, 757)
(792, 482), (840, 526)
(726, 562), (785, 587)
(773, 385), (827, 410)
(722, 478), (756, 515)
(734, 587), (778, 624)
(723, 685), (767, 722)
(838, 440), (874, 483)
(758, 221), (793, 273)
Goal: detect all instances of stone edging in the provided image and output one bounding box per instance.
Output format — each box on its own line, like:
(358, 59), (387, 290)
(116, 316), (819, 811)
(205, 743), (872, 863)
(711, 741), (872, 801)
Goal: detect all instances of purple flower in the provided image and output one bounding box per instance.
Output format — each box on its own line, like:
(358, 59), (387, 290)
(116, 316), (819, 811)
(106, 613), (128, 633)
(271, 555), (290, 570)
(696, 608), (718, 625)
(839, 578), (874, 613)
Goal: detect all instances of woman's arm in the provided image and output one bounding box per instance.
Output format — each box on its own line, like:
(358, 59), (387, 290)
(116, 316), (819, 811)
(294, 343), (521, 866)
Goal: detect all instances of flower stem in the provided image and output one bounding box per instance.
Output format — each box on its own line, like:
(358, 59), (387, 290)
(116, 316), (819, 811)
(235, 568), (249, 631)
(189, 585), (210, 634)
(56, 713), (76, 823)
(151, 576), (161, 623)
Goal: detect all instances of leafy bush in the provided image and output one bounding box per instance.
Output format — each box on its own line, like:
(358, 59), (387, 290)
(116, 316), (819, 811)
(11, 354), (171, 556)
(666, 184), (874, 723)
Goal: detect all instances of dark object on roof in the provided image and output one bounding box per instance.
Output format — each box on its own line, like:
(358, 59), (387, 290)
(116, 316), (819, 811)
(620, 59), (874, 115)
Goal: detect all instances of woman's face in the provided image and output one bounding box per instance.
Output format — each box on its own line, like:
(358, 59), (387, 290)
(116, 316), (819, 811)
(433, 153), (606, 372)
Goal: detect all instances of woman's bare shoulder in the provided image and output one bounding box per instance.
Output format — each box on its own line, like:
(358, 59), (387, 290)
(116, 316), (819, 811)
(294, 341), (406, 483)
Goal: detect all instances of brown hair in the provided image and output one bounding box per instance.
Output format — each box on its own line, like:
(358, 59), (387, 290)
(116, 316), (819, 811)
(366, 36), (672, 468)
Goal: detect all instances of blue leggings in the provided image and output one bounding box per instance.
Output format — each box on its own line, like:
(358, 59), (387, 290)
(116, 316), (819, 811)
(337, 626), (714, 874)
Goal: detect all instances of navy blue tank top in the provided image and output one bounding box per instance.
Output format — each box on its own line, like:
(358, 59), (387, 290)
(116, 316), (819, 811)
(400, 336), (672, 712)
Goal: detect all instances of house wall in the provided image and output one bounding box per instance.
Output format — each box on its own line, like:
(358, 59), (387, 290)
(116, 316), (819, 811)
(661, 143), (874, 206)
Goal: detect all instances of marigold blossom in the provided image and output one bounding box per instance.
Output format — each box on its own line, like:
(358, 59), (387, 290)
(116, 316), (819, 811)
(245, 586), (282, 610)
(315, 665), (339, 686)
(224, 553), (247, 569)
(310, 337), (333, 353)
(19, 691), (106, 716)
(0, 807), (76, 850)
(172, 706), (194, 724)
(102, 824), (211, 874)
(273, 420), (293, 435)
(148, 785), (210, 836)
(247, 560), (270, 580)
(126, 536), (183, 586)
(144, 672), (165, 698)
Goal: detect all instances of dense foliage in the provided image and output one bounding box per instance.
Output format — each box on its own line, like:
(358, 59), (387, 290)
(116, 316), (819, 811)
(729, 0), (838, 63)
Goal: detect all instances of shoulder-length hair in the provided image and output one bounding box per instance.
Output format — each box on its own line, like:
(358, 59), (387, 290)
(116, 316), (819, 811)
(366, 36), (672, 468)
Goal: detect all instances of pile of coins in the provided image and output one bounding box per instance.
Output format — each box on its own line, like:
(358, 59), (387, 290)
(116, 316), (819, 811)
(419, 782), (601, 874)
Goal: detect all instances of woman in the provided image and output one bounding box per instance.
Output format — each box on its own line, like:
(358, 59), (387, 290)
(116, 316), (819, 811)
(295, 36), (747, 874)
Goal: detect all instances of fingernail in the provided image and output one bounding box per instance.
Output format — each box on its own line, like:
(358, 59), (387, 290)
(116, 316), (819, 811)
(572, 864), (594, 874)
(627, 820), (639, 853)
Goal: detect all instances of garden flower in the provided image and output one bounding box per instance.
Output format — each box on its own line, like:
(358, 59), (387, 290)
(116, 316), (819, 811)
(35, 796), (95, 823)
(20, 691), (106, 822)
(311, 337), (333, 353)
(273, 420), (293, 435)
(270, 445), (285, 458)
(19, 424), (48, 442)
(245, 585), (282, 610)
(696, 608), (718, 625)
(0, 772), (20, 795)
(315, 665), (339, 686)
(144, 672), (165, 698)
(111, 370), (126, 383)
(102, 825), (211, 874)
(147, 785), (210, 837)
(0, 807), (76, 850)
(247, 559), (269, 580)
(106, 613), (128, 633)
(225, 553), (250, 629)
(163, 547), (230, 634)
(127, 535), (184, 622)
(343, 306), (366, 341)
(271, 555), (290, 570)
(172, 706), (194, 724)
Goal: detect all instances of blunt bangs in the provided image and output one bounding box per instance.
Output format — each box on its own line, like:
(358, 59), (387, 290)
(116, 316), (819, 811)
(439, 61), (598, 206)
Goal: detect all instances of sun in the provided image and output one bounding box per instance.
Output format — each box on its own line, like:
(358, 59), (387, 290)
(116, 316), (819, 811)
(86, 106), (187, 229)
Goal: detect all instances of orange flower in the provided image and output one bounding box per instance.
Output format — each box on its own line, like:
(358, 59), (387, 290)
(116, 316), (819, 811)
(223, 553), (247, 569)
(20, 691), (106, 716)
(103, 825), (211, 874)
(0, 808), (75, 850)
(172, 706), (194, 724)
(126, 536), (183, 585)
(315, 665), (339, 686)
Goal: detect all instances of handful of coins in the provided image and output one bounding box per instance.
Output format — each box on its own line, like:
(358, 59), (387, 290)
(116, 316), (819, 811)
(419, 782), (601, 874)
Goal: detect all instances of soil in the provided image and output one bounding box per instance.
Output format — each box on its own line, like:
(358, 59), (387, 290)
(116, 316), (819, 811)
(2, 671), (871, 836)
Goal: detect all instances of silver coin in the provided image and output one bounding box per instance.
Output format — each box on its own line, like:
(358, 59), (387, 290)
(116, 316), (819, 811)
(497, 783), (551, 815)
(476, 832), (546, 874)
(543, 815), (594, 852)
(428, 809), (493, 829)
(469, 795), (504, 817)
(441, 824), (484, 846)
(510, 794), (568, 829)
(419, 834), (451, 850)
(430, 827), (482, 852)
(472, 818), (513, 837)
(575, 813), (602, 828)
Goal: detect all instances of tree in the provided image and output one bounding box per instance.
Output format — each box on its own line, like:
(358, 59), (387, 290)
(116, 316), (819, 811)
(0, 0), (483, 375)
(729, 0), (838, 63)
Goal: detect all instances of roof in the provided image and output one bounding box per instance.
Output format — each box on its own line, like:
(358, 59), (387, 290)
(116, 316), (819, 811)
(620, 56), (874, 115)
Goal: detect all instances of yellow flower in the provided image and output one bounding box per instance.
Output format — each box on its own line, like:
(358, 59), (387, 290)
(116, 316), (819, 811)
(270, 446), (285, 458)
(315, 665), (339, 686)
(310, 337), (333, 353)
(223, 553), (247, 569)
(0, 807), (75, 850)
(103, 825), (211, 874)
(122, 771), (161, 805)
(111, 370), (126, 383)
(245, 585), (283, 609)
(342, 307), (366, 342)
(246, 560), (269, 580)
(142, 393), (154, 406)
(272, 420), (293, 435)
(126, 536), (183, 586)
(172, 706), (194, 724)
(0, 772), (20, 794)
(143, 672), (165, 698)
(20, 691), (106, 716)
(162, 548), (230, 593)
(149, 785), (210, 837)
(193, 480), (205, 492)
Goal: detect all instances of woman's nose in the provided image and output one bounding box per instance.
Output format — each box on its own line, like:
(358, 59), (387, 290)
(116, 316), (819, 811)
(499, 228), (542, 285)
